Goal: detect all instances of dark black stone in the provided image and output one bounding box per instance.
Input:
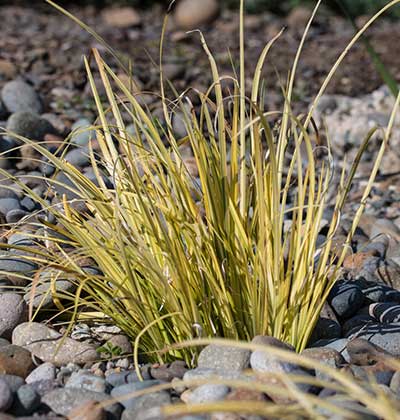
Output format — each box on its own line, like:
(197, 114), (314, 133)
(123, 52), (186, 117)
(370, 302), (400, 323)
(354, 279), (400, 304)
(328, 280), (364, 319)
(342, 314), (375, 337)
(309, 317), (342, 345)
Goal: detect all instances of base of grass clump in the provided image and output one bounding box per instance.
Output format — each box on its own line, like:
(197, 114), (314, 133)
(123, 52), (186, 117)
(2, 0), (399, 366)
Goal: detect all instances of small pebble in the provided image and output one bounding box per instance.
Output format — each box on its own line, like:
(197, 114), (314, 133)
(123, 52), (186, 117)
(1, 80), (42, 114)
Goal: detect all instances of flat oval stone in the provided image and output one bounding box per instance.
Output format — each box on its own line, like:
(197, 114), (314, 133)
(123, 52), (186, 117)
(64, 147), (90, 168)
(316, 395), (378, 419)
(0, 187), (18, 200)
(0, 252), (38, 285)
(6, 209), (29, 223)
(1, 80), (42, 114)
(302, 347), (345, 382)
(198, 344), (250, 372)
(12, 322), (99, 367)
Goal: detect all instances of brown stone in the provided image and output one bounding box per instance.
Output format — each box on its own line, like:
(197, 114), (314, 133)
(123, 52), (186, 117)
(17, 144), (42, 170)
(320, 301), (340, 323)
(226, 387), (268, 402)
(67, 400), (106, 420)
(0, 414), (15, 420)
(350, 361), (395, 385)
(89, 138), (101, 153)
(343, 250), (376, 270)
(180, 389), (192, 403)
(150, 360), (187, 382)
(102, 7), (141, 28)
(375, 259), (400, 289)
(365, 360), (396, 376)
(174, 0), (219, 30)
(44, 133), (65, 150)
(0, 59), (17, 79)
(252, 335), (295, 351)
(301, 347), (346, 367)
(74, 256), (95, 267)
(330, 234), (348, 258)
(0, 344), (34, 378)
(183, 157), (199, 178)
(286, 7), (312, 31)
(115, 73), (142, 93)
(347, 338), (392, 366)
(338, 365), (355, 377)
(105, 335), (132, 356)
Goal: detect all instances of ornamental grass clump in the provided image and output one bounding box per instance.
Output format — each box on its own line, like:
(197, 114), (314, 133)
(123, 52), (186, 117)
(2, 0), (399, 365)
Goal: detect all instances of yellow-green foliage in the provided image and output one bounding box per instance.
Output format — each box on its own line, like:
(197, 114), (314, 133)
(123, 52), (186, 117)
(2, 0), (399, 365)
